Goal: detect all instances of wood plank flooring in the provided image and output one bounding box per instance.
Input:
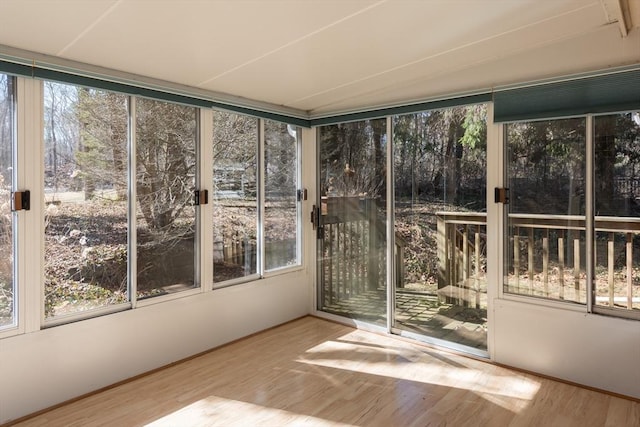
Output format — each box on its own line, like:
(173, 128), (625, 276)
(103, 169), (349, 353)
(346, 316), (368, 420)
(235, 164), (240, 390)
(10, 316), (640, 426)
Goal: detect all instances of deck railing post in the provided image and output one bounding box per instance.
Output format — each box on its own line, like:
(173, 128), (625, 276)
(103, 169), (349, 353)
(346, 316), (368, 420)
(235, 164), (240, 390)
(528, 228), (534, 294)
(436, 215), (447, 303)
(463, 224), (469, 307)
(366, 198), (380, 291)
(558, 230), (565, 300)
(608, 232), (615, 307)
(514, 228), (520, 293)
(475, 225), (481, 309)
(574, 237), (581, 300)
(543, 229), (549, 296)
(626, 233), (633, 309)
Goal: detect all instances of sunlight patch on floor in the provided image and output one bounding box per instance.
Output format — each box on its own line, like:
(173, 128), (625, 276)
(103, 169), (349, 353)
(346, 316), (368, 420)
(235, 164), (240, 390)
(145, 396), (357, 427)
(298, 333), (541, 404)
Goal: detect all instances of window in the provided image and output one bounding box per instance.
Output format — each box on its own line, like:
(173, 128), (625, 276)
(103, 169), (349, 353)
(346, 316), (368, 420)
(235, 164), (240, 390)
(264, 120), (301, 271)
(211, 113), (302, 284)
(43, 84), (201, 320)
(43, 82), (129, 320)
(135, 98), (198, 299)
(0, 74), (14, 329)
(504, 113), (640, 317)
(594, 113), (640, 312)
(212, 111), (259, 284)
(504, 118), (587, 304)
(1, 74), (306, 329)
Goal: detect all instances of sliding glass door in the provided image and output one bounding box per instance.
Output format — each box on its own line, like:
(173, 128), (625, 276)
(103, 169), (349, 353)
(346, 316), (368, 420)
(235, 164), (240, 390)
(315, 108), (489, 352)
(316, 119), (387, 326)
(392, 106), (488, 351)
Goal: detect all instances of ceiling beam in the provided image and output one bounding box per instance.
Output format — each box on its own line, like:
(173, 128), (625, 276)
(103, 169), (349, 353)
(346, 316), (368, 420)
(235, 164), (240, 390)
(601, 0), (634, 36)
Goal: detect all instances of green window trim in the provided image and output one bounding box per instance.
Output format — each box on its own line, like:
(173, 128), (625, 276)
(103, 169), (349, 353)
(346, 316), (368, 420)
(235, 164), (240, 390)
(494, 68), (640, 123)
(0, 59), (311, 128)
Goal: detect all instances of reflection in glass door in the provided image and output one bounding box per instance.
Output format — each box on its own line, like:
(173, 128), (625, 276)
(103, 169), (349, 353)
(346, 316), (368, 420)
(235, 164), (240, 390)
(316, 119), (387, 327)
(0, 74), (15, 329)
(392, 106), (488, 351)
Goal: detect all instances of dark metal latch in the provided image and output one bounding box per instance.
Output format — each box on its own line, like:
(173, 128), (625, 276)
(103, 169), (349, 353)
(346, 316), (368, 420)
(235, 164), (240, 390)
(12, 190), (30, 211)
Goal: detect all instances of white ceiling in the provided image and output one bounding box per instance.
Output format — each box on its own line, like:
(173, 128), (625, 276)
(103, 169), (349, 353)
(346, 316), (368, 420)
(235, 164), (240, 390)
(0, 0), (638, 118)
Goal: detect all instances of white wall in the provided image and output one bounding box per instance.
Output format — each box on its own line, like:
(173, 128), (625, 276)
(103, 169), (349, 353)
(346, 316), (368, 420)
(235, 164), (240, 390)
(493, 299), (640, 399)
(0, 272), (311, 424)
(485, 104), (640, 400)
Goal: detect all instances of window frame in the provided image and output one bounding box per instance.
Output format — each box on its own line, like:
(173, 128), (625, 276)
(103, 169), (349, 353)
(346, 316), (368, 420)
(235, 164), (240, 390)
(262, 120), (303, 275)
(39, 85), (211, 327)
(212, 114), (304, 289)
(0, 73), (17, 336)
(499, 112), (640, 321)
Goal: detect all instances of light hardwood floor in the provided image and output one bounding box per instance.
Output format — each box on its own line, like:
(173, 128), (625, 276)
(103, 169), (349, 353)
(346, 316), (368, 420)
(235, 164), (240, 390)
(10, 316), (640, 427)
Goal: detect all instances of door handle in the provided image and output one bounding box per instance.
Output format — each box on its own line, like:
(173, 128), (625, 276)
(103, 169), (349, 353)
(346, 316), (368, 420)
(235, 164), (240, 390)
(311, 204), (320, 230)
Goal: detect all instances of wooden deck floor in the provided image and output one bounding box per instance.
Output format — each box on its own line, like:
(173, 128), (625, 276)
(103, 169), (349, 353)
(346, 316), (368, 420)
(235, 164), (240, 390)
(11, 316), (639, 427)
(322, 290), (487, 350)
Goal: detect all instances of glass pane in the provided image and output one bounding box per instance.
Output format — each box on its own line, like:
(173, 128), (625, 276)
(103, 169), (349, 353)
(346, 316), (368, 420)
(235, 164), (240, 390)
(317, 119), (387, 327)
(594, 112), (640, 312)
(264, 120), (299, 271)
(212, 111), (258, 283)
(136, 98), (197, 299)
(505, 118), (587, 304)
(0, 74), (14, 328)
(393, 105), (488, 350)
(44, 82), (128, 319)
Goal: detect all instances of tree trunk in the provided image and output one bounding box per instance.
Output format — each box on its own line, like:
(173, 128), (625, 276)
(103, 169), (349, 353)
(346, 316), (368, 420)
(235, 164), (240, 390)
(594, 115), (617, 215)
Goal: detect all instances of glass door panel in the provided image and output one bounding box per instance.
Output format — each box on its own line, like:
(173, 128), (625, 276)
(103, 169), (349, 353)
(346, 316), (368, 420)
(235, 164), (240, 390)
(594, 113), (640, 312)
(317, 119), (387, 326)
(504, 118), (587, 304)
(392, 106), (488, 350)
(0, 74), (15, 329)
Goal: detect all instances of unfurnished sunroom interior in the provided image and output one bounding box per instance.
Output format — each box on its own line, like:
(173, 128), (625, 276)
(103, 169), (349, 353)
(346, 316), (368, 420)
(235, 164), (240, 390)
(0, 0), (639, 424)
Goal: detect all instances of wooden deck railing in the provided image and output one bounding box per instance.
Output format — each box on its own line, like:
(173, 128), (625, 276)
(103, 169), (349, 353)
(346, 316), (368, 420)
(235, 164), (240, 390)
(438, 212), (639, 311)
(320, 201), (638, 312)
(436, 212), (487, 308)
(319, 197), (385, 305)
(507, 214), (639, 309)
(213, 237), (296, 272)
